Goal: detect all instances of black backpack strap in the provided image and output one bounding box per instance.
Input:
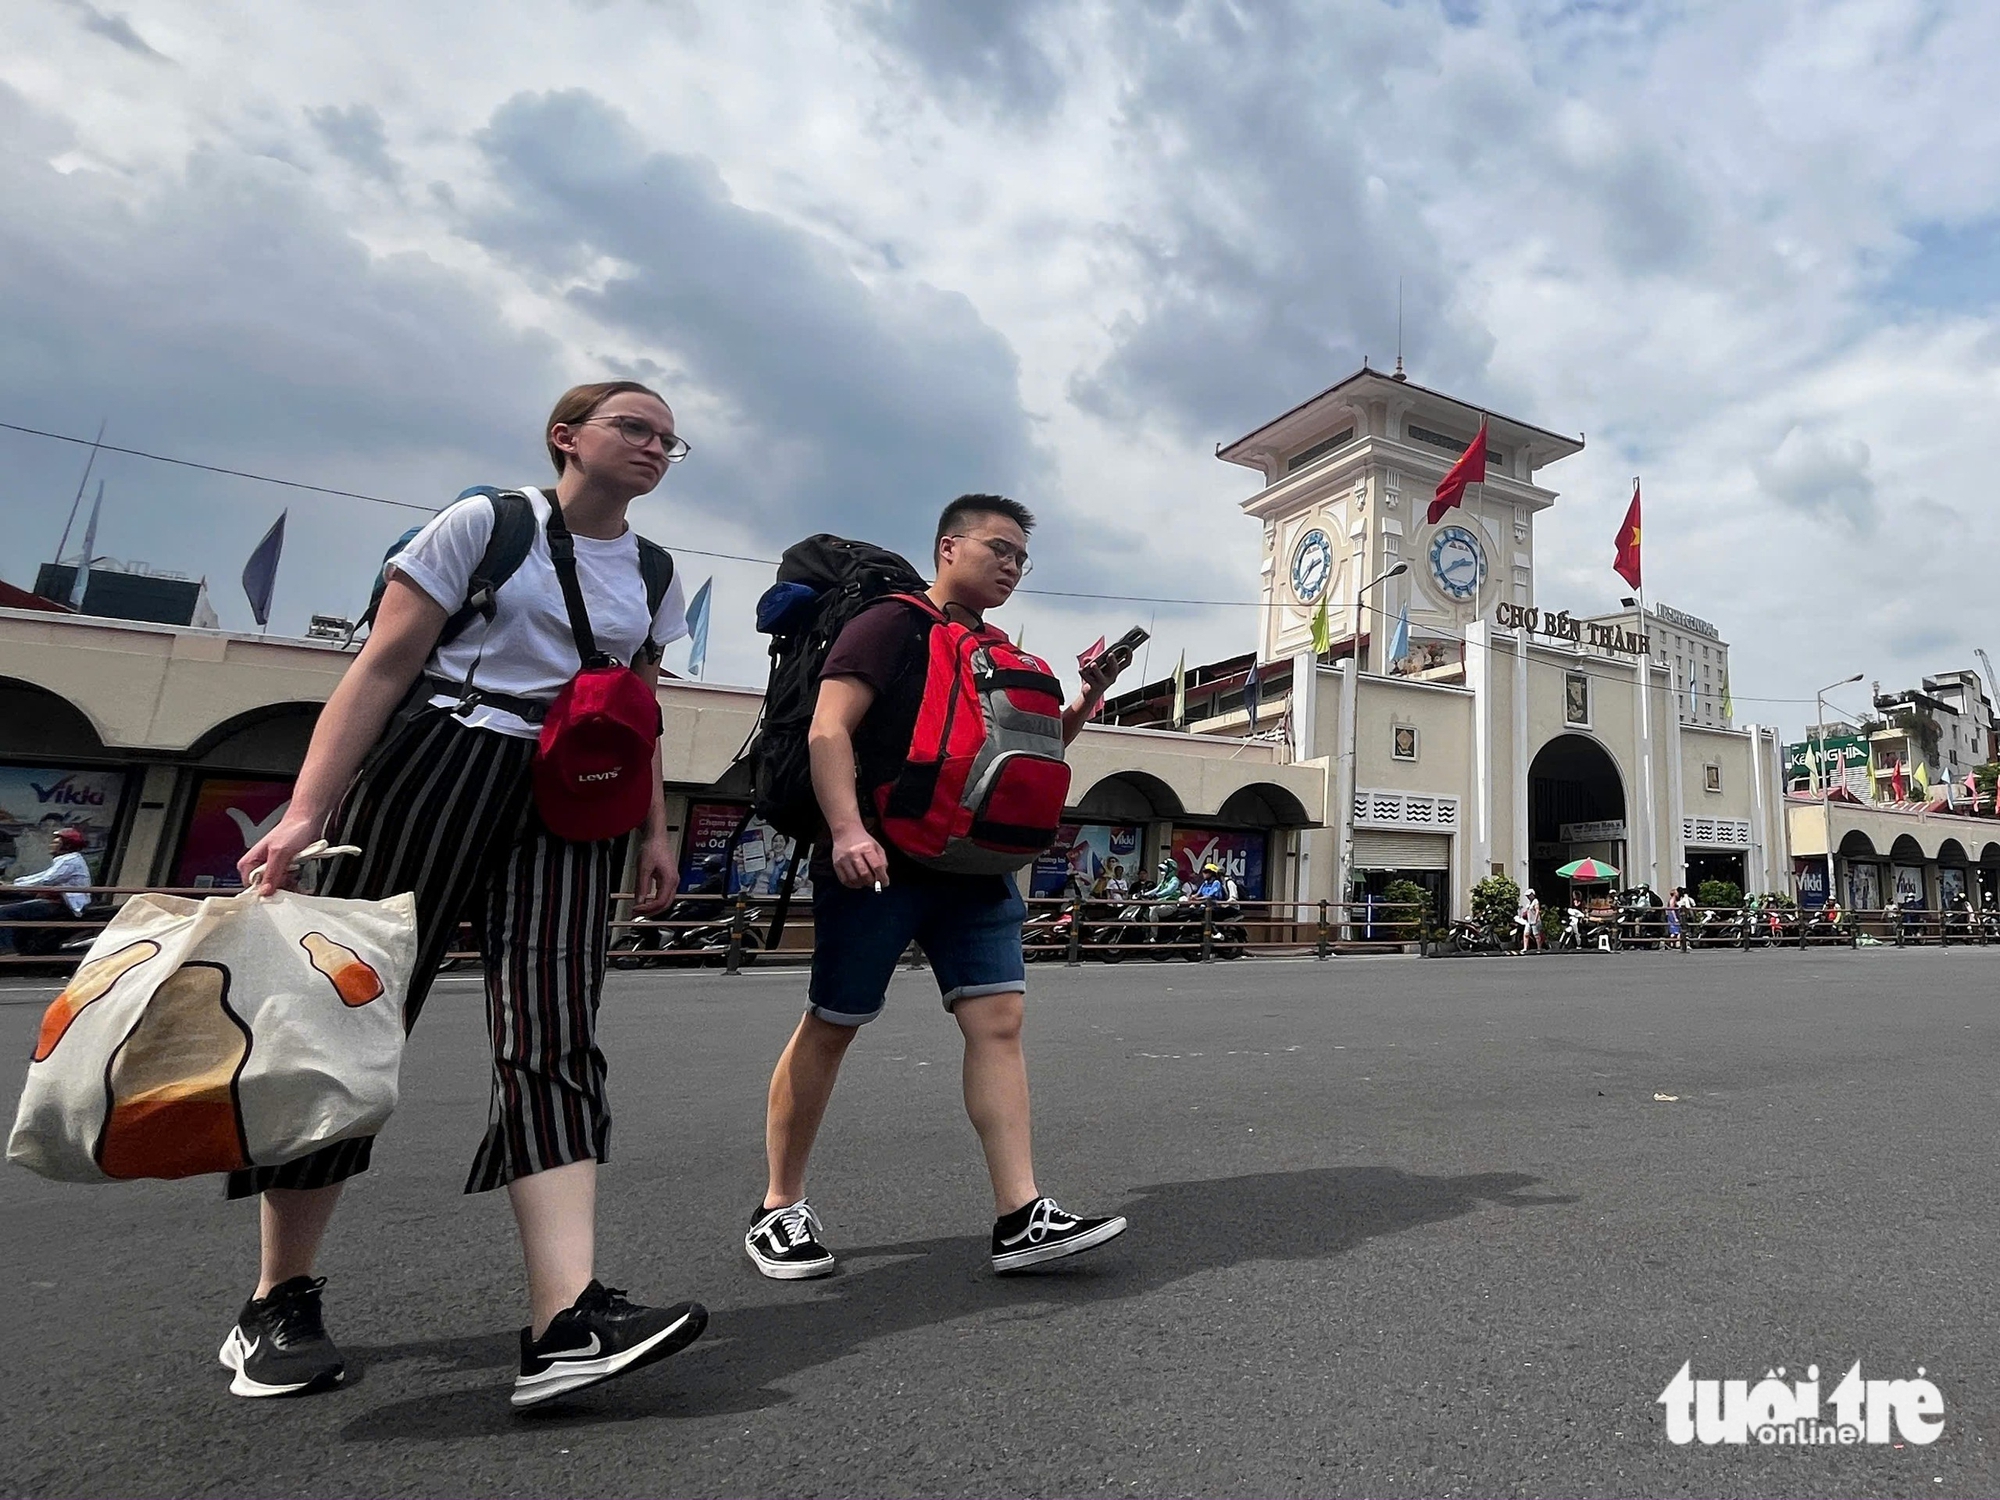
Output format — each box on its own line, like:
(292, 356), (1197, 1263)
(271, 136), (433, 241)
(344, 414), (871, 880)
(634, 536), (676, 666)
(437, 489), (538, 648)
(764, 837), (809, 953)
(543, 502), (611, 668)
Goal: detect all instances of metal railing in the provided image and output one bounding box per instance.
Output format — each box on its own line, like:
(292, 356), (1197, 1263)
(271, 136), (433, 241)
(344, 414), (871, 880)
(11, 884), (1996, 975)
(1019, 896), (1429, 964)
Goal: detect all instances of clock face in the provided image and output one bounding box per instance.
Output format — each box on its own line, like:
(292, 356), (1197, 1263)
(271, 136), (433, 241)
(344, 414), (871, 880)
(1290, 528), (1333, 605)
(1428, 525), (1486, 601)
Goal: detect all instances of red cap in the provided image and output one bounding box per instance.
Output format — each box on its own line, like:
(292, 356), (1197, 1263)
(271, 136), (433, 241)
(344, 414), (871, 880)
(533, 666), (661, 844)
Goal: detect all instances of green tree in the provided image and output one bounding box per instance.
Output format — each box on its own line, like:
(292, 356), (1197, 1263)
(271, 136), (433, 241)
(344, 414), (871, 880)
(1471, 874), (1521, 935)
(1696, 879), (1743, 909)
(1381, 878), (1434, 938)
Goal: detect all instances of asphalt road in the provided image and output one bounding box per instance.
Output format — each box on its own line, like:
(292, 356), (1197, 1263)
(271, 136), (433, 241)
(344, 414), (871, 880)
(3, 946), (1998, 1498)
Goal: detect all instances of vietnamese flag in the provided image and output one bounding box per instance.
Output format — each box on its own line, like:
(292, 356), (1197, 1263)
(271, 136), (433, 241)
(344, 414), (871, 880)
(1426, 420), (1488, 525)
(1613, 482), (1642, 590)
(1890, 759), (1906, 802)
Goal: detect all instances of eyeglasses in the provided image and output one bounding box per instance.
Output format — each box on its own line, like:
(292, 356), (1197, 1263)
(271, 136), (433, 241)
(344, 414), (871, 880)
(946, 534), (1033, 576)
(583, 414), (691, 462)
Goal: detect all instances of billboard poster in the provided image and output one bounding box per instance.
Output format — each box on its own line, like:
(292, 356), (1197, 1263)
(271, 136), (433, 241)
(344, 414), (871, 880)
(1844, 861), (1882, 912)
(1170, 827), (1268, 901)
(1892, 863), (1927, 908)
(174, 776), (296, 888)
(1028, 824), (1143, 899)
(1940, 866), (1967, 906)
(679, 802), (813, 900)
(0, 763), (129, 882)
(1792, 858), (1829, 909)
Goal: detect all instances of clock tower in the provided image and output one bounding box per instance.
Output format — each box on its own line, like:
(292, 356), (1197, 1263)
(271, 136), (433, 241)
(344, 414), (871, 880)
(1219, 365), (1584, 675)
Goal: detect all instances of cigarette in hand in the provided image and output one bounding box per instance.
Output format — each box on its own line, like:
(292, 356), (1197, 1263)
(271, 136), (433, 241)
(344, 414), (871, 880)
(873, 880), (883, 894)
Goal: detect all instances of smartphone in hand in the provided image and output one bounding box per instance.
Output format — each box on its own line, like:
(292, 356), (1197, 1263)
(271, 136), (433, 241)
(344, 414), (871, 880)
(1093, 627), (1150, 672)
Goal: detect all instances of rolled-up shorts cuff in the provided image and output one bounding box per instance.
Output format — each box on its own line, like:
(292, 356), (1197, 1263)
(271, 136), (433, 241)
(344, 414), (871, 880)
(941, 979), (1026, 1010)
(806, 1002), (879, 1027)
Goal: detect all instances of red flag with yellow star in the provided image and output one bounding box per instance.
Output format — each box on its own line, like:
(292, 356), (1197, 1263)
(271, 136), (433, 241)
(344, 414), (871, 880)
(1613, 481), (1642, 591)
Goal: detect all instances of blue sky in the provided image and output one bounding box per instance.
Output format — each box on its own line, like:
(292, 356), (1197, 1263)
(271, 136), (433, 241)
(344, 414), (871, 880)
(1, 0), (1996, 738)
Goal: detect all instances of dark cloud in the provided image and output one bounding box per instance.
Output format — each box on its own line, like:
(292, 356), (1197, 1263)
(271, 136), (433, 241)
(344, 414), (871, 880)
(0, 84), (563, 635)
(54, 0), (168, 60)
(848, 0), (1068, 118)
(464, 88), (1074, 576)
(305, 104), (402, 186)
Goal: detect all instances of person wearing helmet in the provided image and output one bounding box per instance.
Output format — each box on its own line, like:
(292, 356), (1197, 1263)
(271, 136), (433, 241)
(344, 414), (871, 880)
(0, 827), (93, 955)
(1194, 863), (1227, 903)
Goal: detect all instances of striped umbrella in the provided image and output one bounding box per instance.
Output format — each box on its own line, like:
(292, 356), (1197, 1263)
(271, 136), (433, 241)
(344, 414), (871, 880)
(1556, 857), (1619, 882)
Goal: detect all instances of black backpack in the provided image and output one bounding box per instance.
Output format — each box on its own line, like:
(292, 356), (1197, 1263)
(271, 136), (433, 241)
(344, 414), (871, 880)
(742, 534), (928, 841)
(351, 487), (675, 661)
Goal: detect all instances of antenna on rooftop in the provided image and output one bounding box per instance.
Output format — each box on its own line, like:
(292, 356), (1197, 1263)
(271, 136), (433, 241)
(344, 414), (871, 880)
(1393, 276), (1407, 381)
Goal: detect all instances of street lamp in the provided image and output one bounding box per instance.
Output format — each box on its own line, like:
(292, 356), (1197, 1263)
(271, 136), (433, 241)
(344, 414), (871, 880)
(1815, 674), (1864, 795)
(1815, 672), (1864, 913)
(1339, 563), (1412, 926)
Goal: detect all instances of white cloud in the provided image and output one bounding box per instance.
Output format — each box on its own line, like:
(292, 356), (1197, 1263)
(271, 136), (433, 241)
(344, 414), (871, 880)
(1, 0), (1997, 721)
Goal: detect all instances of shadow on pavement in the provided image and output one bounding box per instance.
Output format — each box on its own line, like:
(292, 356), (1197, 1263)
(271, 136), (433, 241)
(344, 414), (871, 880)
(338, 1164), (1575, 1442)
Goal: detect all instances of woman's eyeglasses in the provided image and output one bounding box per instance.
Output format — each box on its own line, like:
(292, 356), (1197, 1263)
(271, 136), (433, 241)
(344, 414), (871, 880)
(585, 415), (691, 462)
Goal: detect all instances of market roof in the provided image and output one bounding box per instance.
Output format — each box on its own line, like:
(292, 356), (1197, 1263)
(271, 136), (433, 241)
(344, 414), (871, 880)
(1216, 364), (1583, 468)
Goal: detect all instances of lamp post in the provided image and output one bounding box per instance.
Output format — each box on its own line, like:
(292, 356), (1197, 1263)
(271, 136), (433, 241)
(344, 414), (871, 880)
(1337, 563), (1410, 925)
(1815, 674), (1864, 795)
(1816, 672), (1864, 912)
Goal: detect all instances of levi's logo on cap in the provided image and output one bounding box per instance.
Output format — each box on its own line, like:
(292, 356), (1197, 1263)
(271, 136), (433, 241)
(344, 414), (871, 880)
(532, 666), (661, 842)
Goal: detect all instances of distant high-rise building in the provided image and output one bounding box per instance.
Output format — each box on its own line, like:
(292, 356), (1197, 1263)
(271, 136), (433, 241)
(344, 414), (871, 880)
(33, 562), (221, 629)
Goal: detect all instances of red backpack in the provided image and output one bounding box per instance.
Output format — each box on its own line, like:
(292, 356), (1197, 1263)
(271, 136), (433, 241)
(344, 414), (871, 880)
(872, 594), (1072, 875)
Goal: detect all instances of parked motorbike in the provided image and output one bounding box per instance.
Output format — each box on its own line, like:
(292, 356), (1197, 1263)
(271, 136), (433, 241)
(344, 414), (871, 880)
(1446, 916), (1512, 955)
(1557, 905), (1618, 952)
(1615, 887), (1666, 949)
(610, 894), (763, 968)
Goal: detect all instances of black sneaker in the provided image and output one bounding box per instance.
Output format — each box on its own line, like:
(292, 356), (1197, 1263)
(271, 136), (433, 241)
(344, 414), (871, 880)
(511, 1281), (707, 1410)
(745, 1199), (837, 1280)
(991, 1197), (1128, 1273)
(217, 1275), (345, 1398)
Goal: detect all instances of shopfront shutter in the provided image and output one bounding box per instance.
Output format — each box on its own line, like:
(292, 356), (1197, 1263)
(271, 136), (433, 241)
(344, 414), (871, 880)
(1352, 830), (1451, 870)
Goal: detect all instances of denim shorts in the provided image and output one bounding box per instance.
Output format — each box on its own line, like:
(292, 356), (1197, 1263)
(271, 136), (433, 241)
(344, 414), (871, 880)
(808, 867), (1027, 1025)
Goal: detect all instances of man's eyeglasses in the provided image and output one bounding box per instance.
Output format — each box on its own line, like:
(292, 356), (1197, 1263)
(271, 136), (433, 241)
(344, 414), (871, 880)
(584, 415), (691, 462)
(946, 534), (1033, 576)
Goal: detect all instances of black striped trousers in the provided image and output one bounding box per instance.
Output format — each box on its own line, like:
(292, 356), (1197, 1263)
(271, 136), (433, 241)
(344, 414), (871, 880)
(226, 708), (624, 1199)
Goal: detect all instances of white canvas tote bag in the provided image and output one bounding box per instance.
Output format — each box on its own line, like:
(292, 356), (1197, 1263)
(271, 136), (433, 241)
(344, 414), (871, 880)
(8, 843), (417, 1183)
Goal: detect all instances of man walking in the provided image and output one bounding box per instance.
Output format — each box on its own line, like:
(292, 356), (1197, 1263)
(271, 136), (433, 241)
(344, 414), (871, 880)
(747, 495), (1130, 1279)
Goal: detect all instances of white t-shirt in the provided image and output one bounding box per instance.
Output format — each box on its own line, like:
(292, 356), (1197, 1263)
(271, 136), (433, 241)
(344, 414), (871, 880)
(14, 851), (92, 915)
(389, 487), (689, 739)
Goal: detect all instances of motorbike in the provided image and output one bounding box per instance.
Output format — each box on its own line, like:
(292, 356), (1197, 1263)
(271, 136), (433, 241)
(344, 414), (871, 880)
(1615, 887), (1667, 949)
(1557, 905), (1618, 952)
(610, 892), (764, 968)
(1023, 903), (1075, 962)
(1445, 915), (1513, 955)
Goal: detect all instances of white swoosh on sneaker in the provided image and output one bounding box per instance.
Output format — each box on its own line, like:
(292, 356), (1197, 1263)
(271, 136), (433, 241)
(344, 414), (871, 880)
(553, 1333), (603, 1360)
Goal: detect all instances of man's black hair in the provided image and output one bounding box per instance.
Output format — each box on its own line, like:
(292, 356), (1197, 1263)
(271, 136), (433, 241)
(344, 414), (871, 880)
(934, 493), (1036, 563)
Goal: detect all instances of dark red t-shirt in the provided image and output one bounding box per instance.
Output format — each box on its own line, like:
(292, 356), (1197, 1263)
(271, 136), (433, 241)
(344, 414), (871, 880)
(820, 598), (933, 799)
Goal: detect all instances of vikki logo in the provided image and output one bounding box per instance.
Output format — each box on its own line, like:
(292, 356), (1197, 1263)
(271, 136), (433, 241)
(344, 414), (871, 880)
(1659, 1361), (1943, 1446)
(29, 775), (106, 808)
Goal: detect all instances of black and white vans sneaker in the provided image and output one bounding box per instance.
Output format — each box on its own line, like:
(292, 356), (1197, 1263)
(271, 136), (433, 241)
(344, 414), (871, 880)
(218, 1275), (345, 1398)
(991, 1197), (1128, 1273)
(511, 1281), (707, 1410)
(745, 1199), (837, 1280)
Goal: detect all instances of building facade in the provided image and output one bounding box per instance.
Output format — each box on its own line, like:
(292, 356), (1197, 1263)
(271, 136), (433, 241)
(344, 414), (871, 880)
(1106, 365), (1790, 915)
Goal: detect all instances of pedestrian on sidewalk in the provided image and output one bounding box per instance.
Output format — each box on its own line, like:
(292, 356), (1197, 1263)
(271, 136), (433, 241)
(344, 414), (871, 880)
(227, 381), (704, 1408)
(746, 495), (1132, 1282)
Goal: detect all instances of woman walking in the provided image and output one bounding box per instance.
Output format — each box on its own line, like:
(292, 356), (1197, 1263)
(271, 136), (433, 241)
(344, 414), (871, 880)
(229, 381), (702, 1409)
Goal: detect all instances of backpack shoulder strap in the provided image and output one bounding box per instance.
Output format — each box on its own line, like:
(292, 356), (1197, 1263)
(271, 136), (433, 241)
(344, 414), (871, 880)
(883, 591), (948, 626)
(437, 489), (538, 648)
(633, 535), (676, 665)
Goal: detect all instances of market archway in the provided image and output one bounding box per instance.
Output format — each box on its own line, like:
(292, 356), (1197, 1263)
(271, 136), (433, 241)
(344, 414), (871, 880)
(1527, 733), (1626, 903)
